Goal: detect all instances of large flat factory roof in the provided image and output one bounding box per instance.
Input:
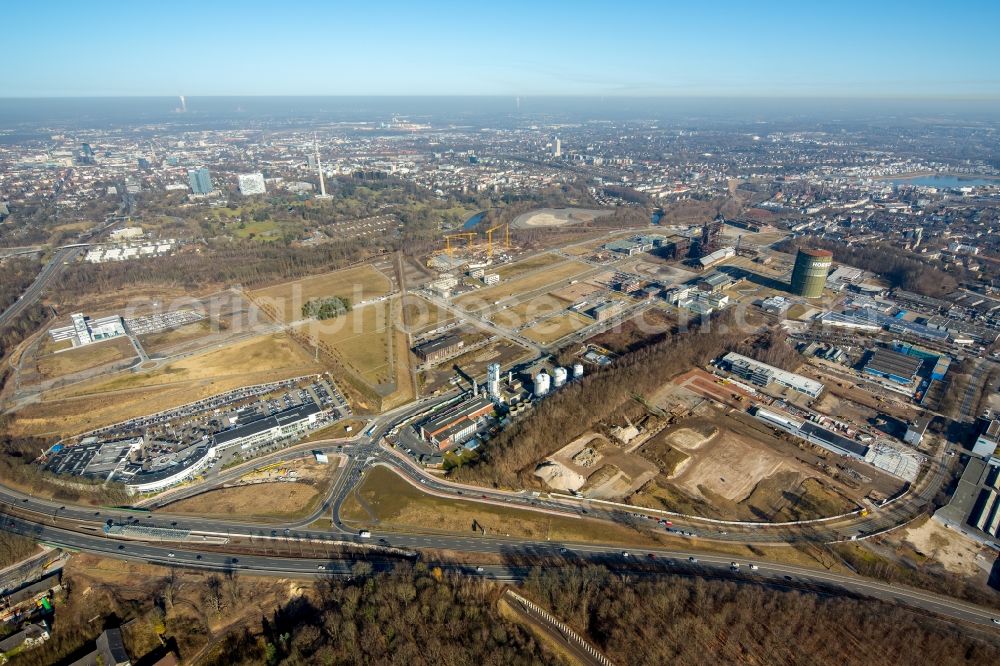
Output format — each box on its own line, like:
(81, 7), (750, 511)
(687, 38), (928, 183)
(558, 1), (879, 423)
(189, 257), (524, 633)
(864, 348), (924, 381)
(213, 401), (322, 446)
(414, 334), (463, 355)
(799, 422), (870, 458)
(419, 395), (494, 435)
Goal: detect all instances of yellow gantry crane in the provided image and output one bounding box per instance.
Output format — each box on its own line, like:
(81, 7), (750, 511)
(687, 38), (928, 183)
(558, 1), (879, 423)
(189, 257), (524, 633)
(485, 223), (510, 258)
(444, 232), (476, 257)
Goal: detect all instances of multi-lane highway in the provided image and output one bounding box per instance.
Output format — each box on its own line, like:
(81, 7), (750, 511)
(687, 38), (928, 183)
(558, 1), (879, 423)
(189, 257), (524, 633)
(3, 500), (999, 628)
(0, 246), (82, 327)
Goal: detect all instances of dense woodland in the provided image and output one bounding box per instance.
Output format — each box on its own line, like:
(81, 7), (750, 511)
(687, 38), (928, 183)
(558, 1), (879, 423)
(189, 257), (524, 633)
(0, 531), (37, 570)
(8, 559), (1000, 665)
(0, 258), (41, 312)
(0, 303), (50, 391)
(200, 566), (551, 666)
(734, 327), (803, 372)
(522, 566), (1000, 666)
(453, 310), (755, 488)
(55, 239), (388, 299)
(774, 237), (961, 297)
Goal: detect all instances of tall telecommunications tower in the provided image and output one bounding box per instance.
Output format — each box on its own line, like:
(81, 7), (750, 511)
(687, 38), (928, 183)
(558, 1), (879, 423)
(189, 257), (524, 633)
(314, 137), (332, 200)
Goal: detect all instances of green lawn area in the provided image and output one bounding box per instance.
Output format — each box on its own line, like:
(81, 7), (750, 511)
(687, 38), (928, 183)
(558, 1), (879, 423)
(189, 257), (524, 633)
(443, 447), (480, 470)
(232, 219), (287, 240)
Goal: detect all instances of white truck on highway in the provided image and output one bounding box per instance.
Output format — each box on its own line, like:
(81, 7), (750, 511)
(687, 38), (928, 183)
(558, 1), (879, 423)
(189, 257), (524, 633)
(359, 530), (371, 539)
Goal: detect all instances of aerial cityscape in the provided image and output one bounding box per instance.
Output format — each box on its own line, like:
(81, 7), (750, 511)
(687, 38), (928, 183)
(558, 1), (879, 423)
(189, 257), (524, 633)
(2, 2), (1000, 665)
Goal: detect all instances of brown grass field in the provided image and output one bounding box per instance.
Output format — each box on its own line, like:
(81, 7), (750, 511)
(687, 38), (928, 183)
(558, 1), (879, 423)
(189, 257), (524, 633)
(521, 312), (592, 344)
(302, 418), (367, 442)
(250, 265), (392, 323)
(385, 314), (415, 407)
(341, 468), (858, 574)
(163, 483), (322, 519)
(294, 302), (391, 385)
(400, 294), (454, 333)
(32, 336), (135, 380)
(489, 293), (573, 329)
(138, 319), (213, 354)
(341, 466), (667, 544)
(9, 333), (317, 437)
(494, 252), (563, 280)
(453, 260), (591, 312)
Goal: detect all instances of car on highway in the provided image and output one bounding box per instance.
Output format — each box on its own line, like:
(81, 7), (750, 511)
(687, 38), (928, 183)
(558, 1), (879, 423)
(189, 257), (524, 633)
(688, 556), (698, 563)
(476, 566), (485, 573)
(992, 618), (1000, 626)
(167, 552), (175, 558)
(749, 563), (759, 571)
(318, 565), (326, 570)
(730, 562), (740, 571)
(621, 551), (630, 558)
(118, 544), (125, 550)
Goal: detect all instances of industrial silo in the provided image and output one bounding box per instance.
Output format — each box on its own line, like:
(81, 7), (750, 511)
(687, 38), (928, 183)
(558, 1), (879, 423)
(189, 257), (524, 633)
(533, 371), (551, 397)
(572, 362), (584, 379)
(790, 248), (833, 298)
(552, 367), (568, 388)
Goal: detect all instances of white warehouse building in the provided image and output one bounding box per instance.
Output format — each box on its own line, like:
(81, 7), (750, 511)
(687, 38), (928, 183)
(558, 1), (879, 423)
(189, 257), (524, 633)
(720, 352), (825, 399)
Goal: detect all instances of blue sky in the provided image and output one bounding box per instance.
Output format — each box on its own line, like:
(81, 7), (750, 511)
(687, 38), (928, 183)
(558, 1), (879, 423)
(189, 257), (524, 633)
(5, 0), (999, 97)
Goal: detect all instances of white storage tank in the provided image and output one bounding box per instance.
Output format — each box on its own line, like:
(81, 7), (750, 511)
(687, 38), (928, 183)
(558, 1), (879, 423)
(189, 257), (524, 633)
(553, 367), (568, 388)
(573, 362), (584, 379)
(533, 371), (551, 397)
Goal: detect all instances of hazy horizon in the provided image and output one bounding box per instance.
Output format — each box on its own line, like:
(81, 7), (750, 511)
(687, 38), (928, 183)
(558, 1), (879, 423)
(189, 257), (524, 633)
(5, 1), (999, 98)
(3, 95), (999, 131)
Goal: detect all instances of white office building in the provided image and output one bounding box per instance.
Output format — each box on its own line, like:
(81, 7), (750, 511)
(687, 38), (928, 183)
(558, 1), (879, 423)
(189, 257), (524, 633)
(49, 313), (126, 348)
(238, 172), (267, 196)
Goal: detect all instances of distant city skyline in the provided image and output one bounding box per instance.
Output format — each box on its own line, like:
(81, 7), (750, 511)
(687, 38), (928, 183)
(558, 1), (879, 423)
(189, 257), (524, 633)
(5, 0), (1000, 99)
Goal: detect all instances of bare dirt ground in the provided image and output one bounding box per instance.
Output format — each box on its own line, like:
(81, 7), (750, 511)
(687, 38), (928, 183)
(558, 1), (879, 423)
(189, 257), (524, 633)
(541, 432), (659, 500)
(627, 395), (876, 521)
(666, 420), (806, 503)
(549, 281), (602, 302)
(627, 260), (698, 285)
(903, 518), (990, 576)
(511, 207), (611, 229)
(666, 426), (717, 451)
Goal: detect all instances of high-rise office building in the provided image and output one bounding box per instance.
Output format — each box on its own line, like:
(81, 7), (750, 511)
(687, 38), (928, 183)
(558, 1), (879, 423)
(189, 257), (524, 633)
(237, 172), (267, 196)
(188, 168), (213, 194)
(553, 137), (561, 157)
